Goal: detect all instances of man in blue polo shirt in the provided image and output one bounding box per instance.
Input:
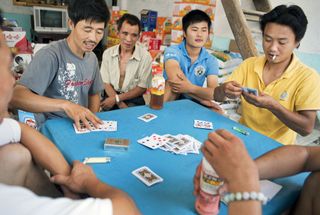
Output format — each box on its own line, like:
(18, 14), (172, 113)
(163, 9), (219, 107)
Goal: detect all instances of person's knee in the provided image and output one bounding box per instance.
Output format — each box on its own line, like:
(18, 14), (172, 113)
(0, 143), (32, 169)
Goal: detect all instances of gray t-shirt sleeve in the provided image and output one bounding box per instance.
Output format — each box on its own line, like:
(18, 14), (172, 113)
(19, 49), (58, 96)
(89, 56), (104, 95)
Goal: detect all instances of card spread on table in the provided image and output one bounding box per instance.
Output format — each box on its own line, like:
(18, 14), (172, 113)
(194, 120), (213, 130)
(73, 120), (117, 134)
(242, 87), (258, 96)
(138, 113), (157, 122)
(137, 133), (201, 155)
(132, 166), (163, 186)
(137, 133), (168, 149)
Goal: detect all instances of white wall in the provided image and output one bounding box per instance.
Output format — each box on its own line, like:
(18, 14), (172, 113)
(120, 0), (320, 53)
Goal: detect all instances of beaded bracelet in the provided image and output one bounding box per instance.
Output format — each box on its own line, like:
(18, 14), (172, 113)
(223, 191), (268, 205)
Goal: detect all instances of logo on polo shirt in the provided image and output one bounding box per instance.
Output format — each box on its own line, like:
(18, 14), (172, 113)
(164, 53), (177, 58)
(280, 91), (289, 101)
(194, 65), (206, 76)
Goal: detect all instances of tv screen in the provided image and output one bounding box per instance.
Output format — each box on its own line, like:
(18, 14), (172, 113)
(40, 10), (63, 28)
(33, 6), (68, 33)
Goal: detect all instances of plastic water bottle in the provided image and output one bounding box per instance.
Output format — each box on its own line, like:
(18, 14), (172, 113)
(149, 63), (165, 110)
(195, 158), (224, 215)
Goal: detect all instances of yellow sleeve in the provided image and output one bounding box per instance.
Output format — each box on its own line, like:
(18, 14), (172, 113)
(295, 70), (320, 111)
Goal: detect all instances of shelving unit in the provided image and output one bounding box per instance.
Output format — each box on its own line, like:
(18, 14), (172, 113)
(13, 0), (67, 8)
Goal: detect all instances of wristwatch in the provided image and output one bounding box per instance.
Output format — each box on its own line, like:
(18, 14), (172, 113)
(115, 94), (120, 103)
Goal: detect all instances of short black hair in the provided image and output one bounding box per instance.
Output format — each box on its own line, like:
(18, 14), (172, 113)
(182, 9), (211, 33)
(260, 5), (308, 42)
(68, 0), (110, 27)
(0, 9), (3, 28)
(117, 13), (141, 32)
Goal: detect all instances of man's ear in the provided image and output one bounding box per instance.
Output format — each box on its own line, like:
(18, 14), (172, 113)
(68, 19), (74, 30)
(183, 31), (186, 39)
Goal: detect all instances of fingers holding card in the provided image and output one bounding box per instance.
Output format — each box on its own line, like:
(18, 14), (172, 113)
(132, 166), (163, 186)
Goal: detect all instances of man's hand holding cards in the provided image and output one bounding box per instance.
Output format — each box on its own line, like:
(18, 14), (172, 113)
(132, 166), (163, 186)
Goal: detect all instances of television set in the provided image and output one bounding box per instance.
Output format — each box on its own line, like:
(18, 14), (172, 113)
(33, 6), (68, 33)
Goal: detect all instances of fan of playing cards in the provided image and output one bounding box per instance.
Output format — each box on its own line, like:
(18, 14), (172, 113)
(73, 120), (117, 134)
(137, 133), (201, 155)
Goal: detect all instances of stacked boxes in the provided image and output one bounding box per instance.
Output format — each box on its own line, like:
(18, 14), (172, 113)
(140, 9), (158, 31)
(155, 17), (172, 46)
(171, 0), (216, 49)
(106, 6), (127, 48)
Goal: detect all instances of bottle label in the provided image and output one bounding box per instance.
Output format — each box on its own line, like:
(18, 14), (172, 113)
(151, 78), (165, 96)
(200, 170), (224, 195)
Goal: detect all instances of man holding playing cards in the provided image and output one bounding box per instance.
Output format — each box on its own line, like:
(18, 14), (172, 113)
(100, 13), (152, 110)
(214, 5), (320, 145)
(163, 10), (221, 112)
(11, 0), (108, 130)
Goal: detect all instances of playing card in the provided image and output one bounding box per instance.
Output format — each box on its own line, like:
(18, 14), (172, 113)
(194, 120), (213, 130)
(149, 133), (168, 146)
(73, 123), (90, 134)
(138, 113), (158, 122)
(242, 87), (258, 96)
(162, 134), (180, 146)
(137, 134), (166, 149)
(177, 134), (199, 154)
(101, 121), (117, 131)
(73, 120), (117, 133)
(132, 166), (163, 186)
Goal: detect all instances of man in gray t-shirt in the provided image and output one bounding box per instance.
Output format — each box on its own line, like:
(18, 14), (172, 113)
(19, 39), (103, 124)
(11, 0), (110, 130)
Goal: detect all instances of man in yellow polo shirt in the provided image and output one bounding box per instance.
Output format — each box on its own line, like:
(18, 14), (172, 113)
(214, 5), (320, 145)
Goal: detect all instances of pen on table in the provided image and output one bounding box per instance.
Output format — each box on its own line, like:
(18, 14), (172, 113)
(232, 126), (250, 135)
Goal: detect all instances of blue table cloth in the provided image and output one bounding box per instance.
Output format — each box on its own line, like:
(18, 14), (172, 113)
(42, 99), (308, 215)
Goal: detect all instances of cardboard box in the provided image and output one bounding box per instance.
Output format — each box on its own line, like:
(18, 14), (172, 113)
(3, 31), (32, 54)
(106, 36), (120, 48)
(173, 2), (216, 20)
(156, 17), (172, 34)
(172, 16), (183, 30)
(140, 9), (158, 31)
(149, 38), (162, 50)
(170, 29), (184, 44)
(140, 31), (156, 50)
(181, 0), (216, 5)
